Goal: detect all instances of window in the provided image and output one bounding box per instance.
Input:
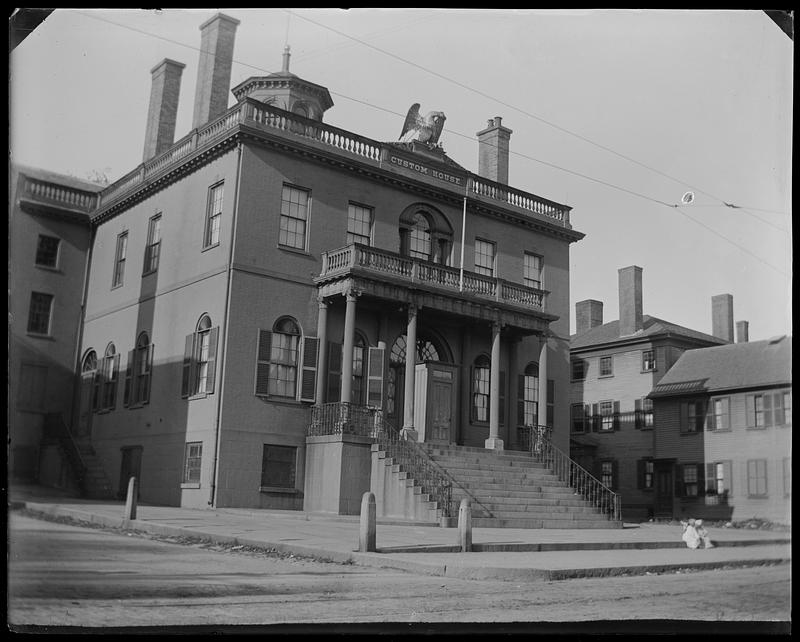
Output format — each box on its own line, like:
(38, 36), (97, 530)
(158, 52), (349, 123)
(182, 315), (219, 398)
(99, 343), (120, 411)
(599, 355), (613, 377)
(642, 349), (656, 371)
(635, 397), (654, 429)
(600, 461), (617, 489)
(707, 397), (730, 431)
(571, 403), (590, 433)
(518, 363), (539, 426)
(682, 464), (699, 497)
(124, 332), (154, 407)
(261, 444), (297, 489)
(35, 235), (60, 268)
(204, 182), (224, 248)
(784, 458), (791, 497)
(599, 400), (616, 431)
(748, 390), (792, 428)
(112, 232), (128, 287)
(183, 442), (202, 484)
(472, 355), (490, 422)
(255, 318), (318, 402)
(351, 333), (367, 405)
(144, 213), (162, 274)
(279, 185), (310, 250)
(523, 252), (543, 289)
(571, 359), (587, 381)
(638, 459), (654, 490)
(706, 461), (732, 498)
(17, 363), (47, 411)
(27, 292), (53, 335)
(746, 459), (768, 497)
(474, 239), (496, 277)
(408, 212), (432, 260)
(681, 399), (706, 433)
(347, 203), (373, 246)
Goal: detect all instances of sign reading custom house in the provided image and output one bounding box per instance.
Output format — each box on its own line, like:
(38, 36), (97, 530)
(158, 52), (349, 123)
(388, 153), (464, 187)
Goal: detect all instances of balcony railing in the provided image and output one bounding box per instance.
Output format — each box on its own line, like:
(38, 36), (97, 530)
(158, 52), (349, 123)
(308, 402), (455, 518)
(20, 175), (99, 212)
(319, 244), (547, 312)
(519, 424), (621, 521)
(97, 99), (571, 228)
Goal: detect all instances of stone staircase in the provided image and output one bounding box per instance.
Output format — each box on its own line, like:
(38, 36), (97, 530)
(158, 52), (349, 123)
(73, 439), (115, 500)
(419, 444), (622, 529)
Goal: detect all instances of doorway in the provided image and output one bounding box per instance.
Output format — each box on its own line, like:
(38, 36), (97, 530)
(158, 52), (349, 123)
(118, 446), (143, 500)
(654, 460), (675, 518)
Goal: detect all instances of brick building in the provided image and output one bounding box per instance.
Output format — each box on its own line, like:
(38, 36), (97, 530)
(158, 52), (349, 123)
(569, 266), (729, 520)
(649, 335), (791, 524)
(34, 13), (612, 524)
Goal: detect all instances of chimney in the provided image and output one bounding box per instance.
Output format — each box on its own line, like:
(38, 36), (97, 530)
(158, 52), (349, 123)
(711, 294), (734, 343)
(576, 300), (604, 335)
(736, 320), (750, 343)
(618, 266), (644, 336)
(477, 116), (512, 184)
(142, 59), (186, 161)
(192, 13), (240, 130)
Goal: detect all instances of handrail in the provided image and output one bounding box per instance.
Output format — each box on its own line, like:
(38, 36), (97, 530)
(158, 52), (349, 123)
(308, 402), (454, 518)
(520, 424), (621, 521)
(43, 413), (88, 492)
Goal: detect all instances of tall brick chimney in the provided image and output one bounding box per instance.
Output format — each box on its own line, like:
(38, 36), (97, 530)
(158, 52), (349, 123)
(477, 117), (512, 184)
(736, 320), (750, 343)
(192, 13), (240, 130)
(618, 266), (644, 336)
(576, 300), (604, 335)
(142, 58), (186, 161)
(711, 294), (734, 343)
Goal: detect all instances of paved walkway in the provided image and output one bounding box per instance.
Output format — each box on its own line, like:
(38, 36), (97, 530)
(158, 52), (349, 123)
(9, 485), (791, 581)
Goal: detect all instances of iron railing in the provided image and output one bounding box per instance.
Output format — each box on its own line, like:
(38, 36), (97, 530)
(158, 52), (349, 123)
(308, 402), (454, 518)
(43, 413), (87, 494)
(519, 424), (621, 521)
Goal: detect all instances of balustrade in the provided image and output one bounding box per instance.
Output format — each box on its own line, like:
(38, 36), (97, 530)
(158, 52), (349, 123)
(22, 177), (98, 211)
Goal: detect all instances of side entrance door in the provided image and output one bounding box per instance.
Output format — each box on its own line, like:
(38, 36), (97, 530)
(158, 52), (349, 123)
(654, 460), (675, 518)
(426, 363), (457, 444)
(118, 446), (143, 500)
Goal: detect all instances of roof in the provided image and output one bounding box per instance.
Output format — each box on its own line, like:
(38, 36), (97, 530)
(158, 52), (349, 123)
(650, 335), (792, 397)
(13, 163), (106, 193)
(571, 314), (725, 350)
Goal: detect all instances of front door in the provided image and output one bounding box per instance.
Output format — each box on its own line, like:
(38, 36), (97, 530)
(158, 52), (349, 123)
(118, 446), (143, 500)
(654, 460), (675, 517)
(426, 363), (457, 443)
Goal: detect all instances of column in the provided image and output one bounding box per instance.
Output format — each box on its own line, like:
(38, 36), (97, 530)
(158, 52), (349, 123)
(508, 336), (520, 447)
(314, 298), (328, 405)
(485, 321), (504, 450)
(401, 304), (418, 440)
(340, 290), (358, 404)
(537, 335), (548, 428)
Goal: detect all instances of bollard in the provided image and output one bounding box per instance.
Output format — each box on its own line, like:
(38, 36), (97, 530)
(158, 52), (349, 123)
(359, 491), (377, 552)
(458, 498), (472, 552)
(123, 476), (138, 521)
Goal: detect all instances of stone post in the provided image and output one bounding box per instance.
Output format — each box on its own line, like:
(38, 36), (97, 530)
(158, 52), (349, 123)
(359, 491), (377, 552)
(458, 498), (472, 552)
(123, 476), (138, 522)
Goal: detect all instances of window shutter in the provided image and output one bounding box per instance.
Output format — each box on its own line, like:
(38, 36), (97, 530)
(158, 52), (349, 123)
(634, 398), (642, 430)
(92, 371), (101, 411)
(591, 403), (599, 432)
(299, 336), (319, 403)
(637, 459), (645, 489)
(123, 349), (134, 407)
(706, 463), (716, 494)
(326, 341), (342, 403)
(763, 393), (773, 426)
(499, 370), (506, 426)
(367, 346), (385, 408)
(204, 327), (219, 394)
(722, 460), (733, 498)
(142, 344), (154, 404)
(109, 354), (120, 409)
(517, 374), (525, 427)
(470, 366), (477, 423)
(612, 400), (621, 431)
(706, 401), (715, 431)
(745, 395), (756, 428)
(182, 333), (194, 398)
(680, 401), (689, 432)
(255, 330), (272, 396)
(675, 465), (685, 497)
(697, 464), (705, 496)
(584, 404), (591, 432)
(773, 392), (785, 426)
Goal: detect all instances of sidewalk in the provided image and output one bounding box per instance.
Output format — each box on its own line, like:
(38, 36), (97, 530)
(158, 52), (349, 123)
(9, 484), (791, 582)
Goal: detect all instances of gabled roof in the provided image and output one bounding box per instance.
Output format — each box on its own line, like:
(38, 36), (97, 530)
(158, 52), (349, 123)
(649, 335), (792, 397)
(571, 315), (725, 350)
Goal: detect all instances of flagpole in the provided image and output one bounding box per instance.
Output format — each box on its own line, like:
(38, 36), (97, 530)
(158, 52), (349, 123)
(459, 181), (467, 292)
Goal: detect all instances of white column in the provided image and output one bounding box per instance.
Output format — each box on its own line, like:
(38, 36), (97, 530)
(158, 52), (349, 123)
(538, 335), (548, 428)
(340, 290), (357, 404)
(315, 298), (328, 405)
(485, 321), (504, 450)
(401, 304), (418, 440)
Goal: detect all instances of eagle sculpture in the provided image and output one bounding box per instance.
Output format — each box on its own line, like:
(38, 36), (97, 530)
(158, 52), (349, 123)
(399, 103), (446, 145)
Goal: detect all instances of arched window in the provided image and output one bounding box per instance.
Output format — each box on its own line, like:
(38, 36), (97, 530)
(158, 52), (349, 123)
(182, 315), (219, 398)
(519, 362), (539, 427)
(82, 350), (97, 373)
(125, 332), (154, 407)
(269, 317), (300, 398)
(351, 332), (367, 405)
(82, 350), (101, 412)
(100, 343), (120, 411)
(256, 317), (319, 402)
(472, 355), (491, 423)
(389, 334), (443, 365)
(408, 212), (432, 260)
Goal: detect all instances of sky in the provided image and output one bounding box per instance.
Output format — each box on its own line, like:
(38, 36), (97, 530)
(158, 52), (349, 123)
(9, 9), (793, 340)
